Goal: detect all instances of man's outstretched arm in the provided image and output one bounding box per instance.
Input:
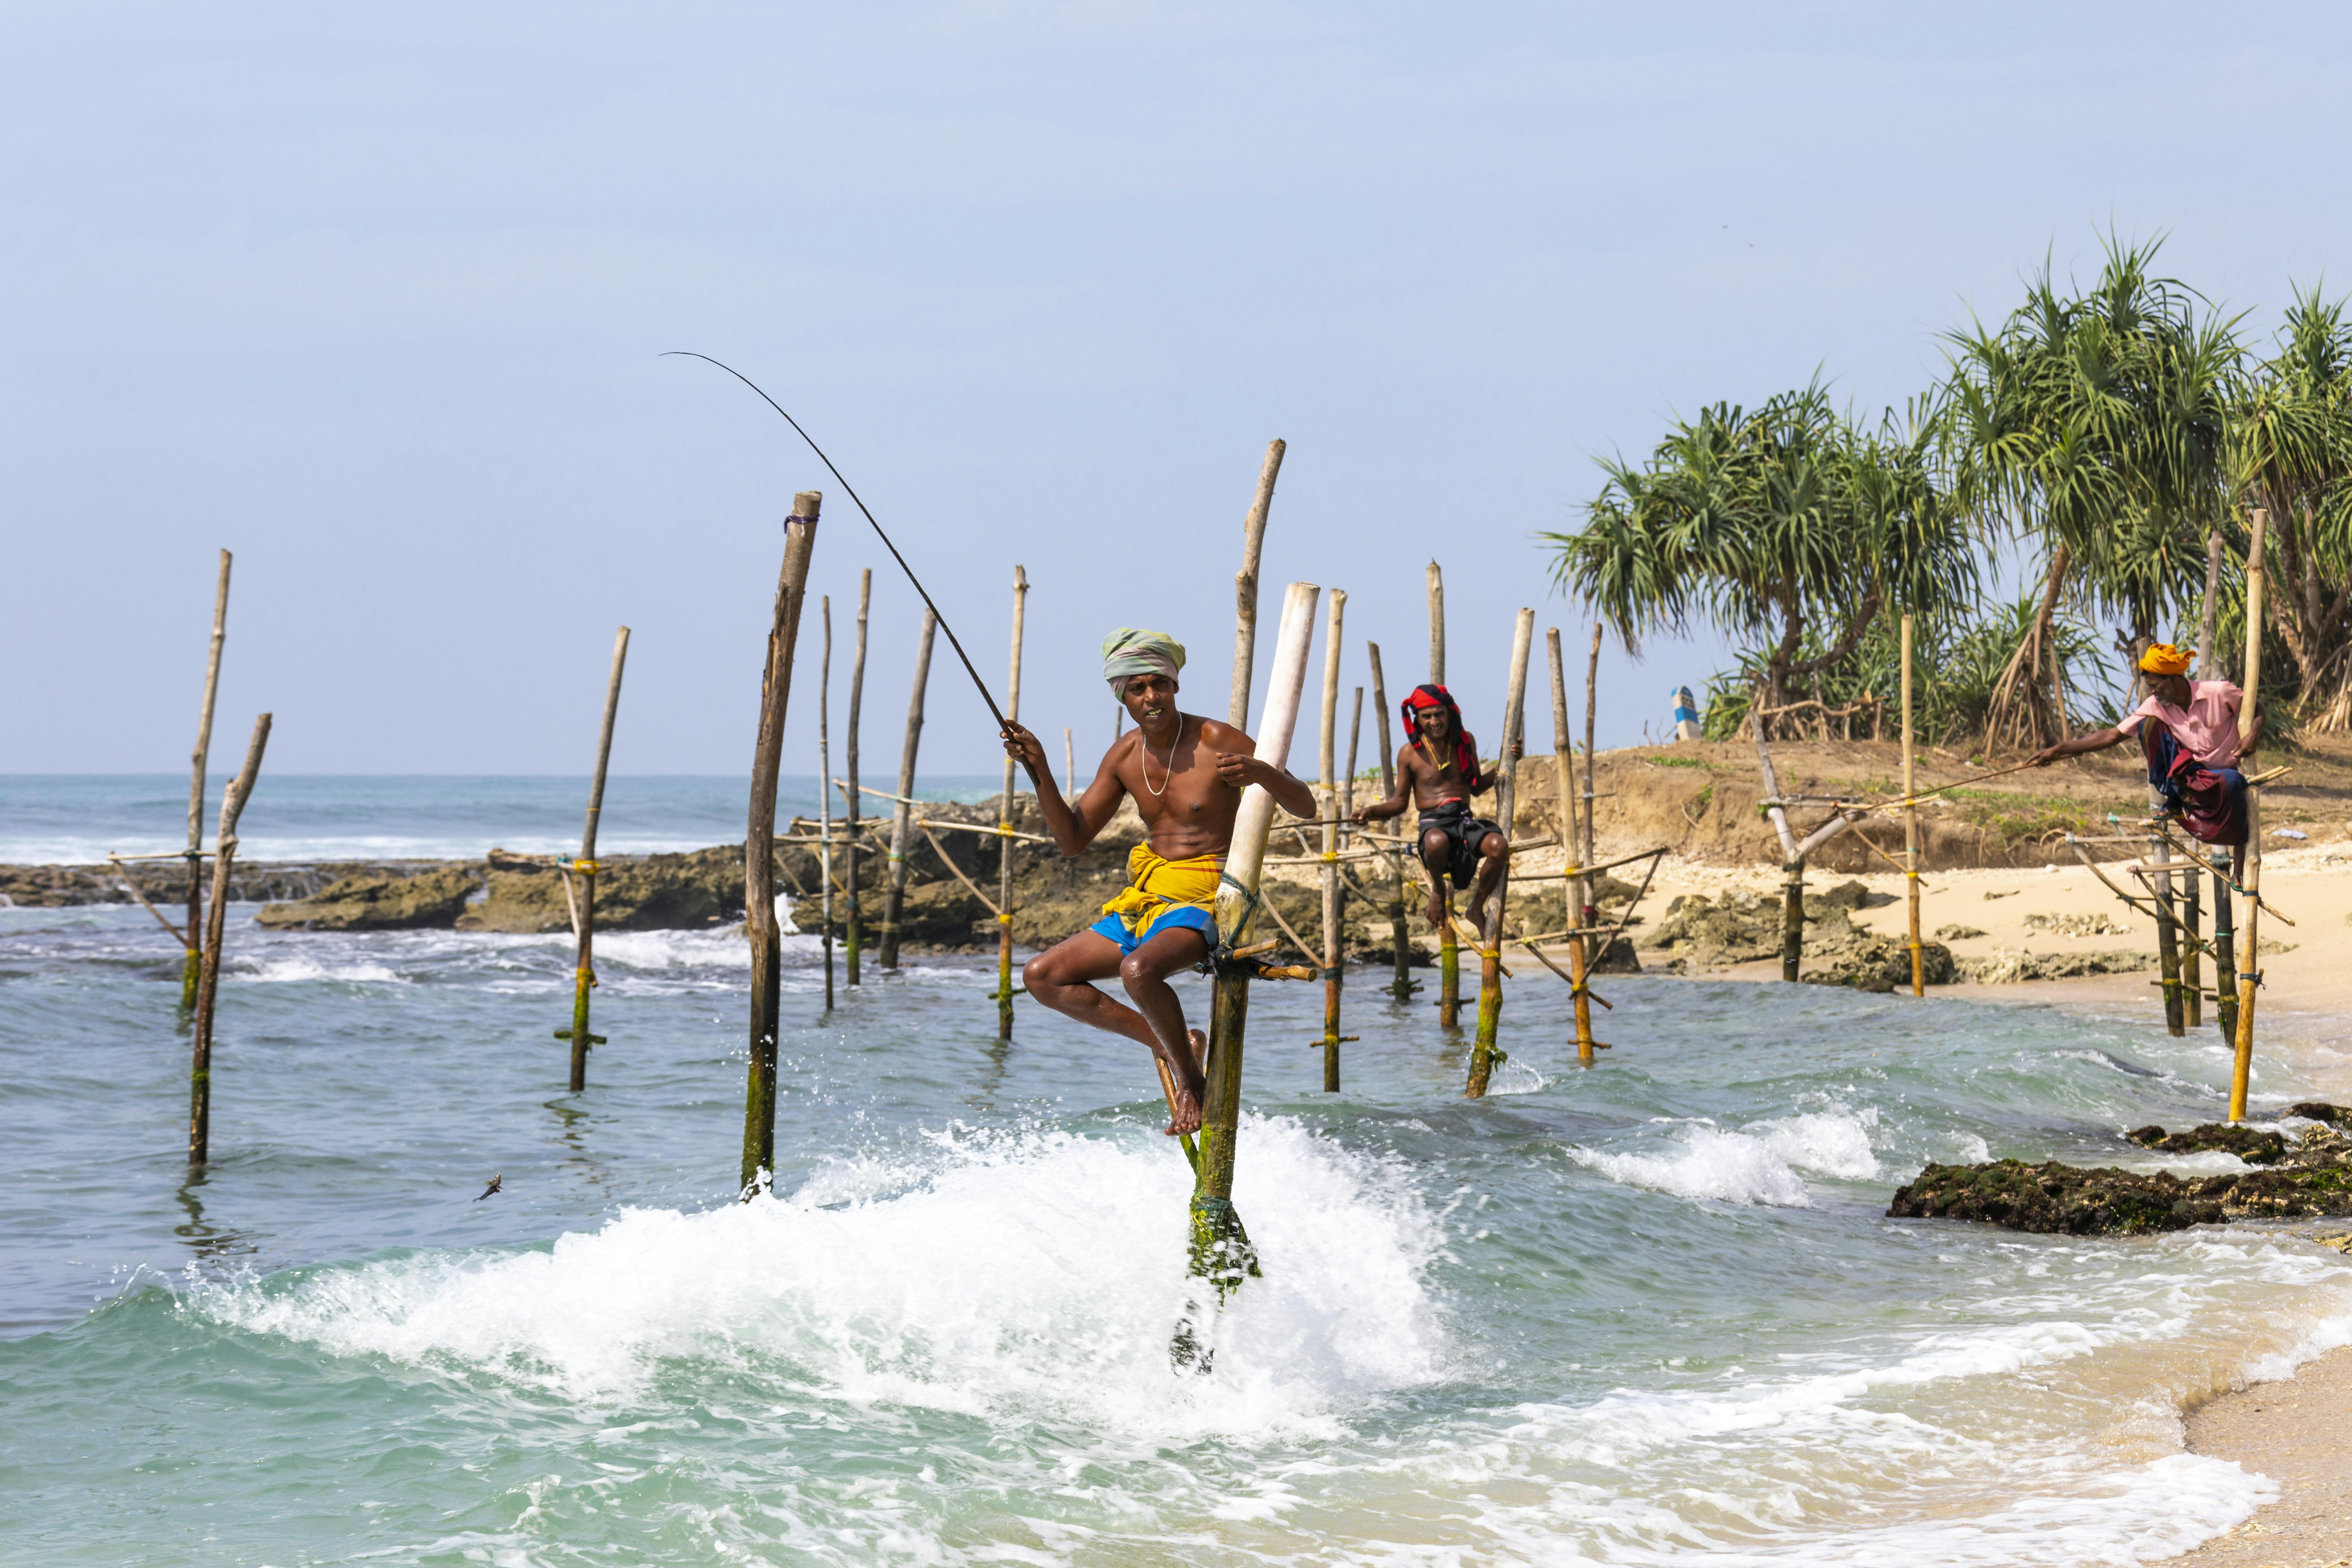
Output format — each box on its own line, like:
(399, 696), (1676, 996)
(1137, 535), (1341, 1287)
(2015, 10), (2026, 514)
(2030, 726), (2129, 766)
(1352, 745), (1418, 824)
(1001, 722), (1127, 854)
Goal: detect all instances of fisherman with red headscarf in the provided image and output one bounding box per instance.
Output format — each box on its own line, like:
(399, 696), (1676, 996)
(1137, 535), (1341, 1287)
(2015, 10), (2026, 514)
(1353, 684), (1518, 930)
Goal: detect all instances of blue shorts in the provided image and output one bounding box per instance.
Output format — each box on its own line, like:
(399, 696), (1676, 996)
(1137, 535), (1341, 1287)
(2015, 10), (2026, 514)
(1088, 904), (1216, 956)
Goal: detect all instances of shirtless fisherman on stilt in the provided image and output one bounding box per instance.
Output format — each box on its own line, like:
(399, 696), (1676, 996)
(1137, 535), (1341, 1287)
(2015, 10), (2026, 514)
(1002, 629), (1319, 1136)
(1352, 684), (1518, 931)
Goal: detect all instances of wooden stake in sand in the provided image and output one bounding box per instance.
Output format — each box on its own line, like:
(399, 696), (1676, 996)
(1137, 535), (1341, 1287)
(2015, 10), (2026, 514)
(1756, 724), (1863, 981)
(1902, 615), (1924, 997)
(188, 713), (271, 1167)
(996, 567), (1029, 1040)
(2227, 508), (2268, 1123)
(1316, 589), (1349, 1092)
(2151, 828), (2186, 1036)
(1228, 440), (1286, 729)
(1427, 562), (1459, 1026)
(1177, 580), (1320, 1369)
(1547, 629), (1598, 1064)
(2210, 846), (2238, 1041)
(878, 608), (936, 971)
(182, 550), (231, 1015)
(556, 626), (629, 1090)
(2180, 837), (2204, 1030)
(1466, 609), (1532, 1098)
(1365, 643), (1416, 1003)
(743, 495), (820, 1196)
(818, 597), (836, 1012)
(844, 570), (870, 987)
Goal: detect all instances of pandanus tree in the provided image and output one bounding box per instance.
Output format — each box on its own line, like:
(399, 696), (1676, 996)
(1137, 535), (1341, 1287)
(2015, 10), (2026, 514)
(2229, 286), (2352, 729)
(1546, 386), (1976, 737)
(1942, 237), (2239, 748)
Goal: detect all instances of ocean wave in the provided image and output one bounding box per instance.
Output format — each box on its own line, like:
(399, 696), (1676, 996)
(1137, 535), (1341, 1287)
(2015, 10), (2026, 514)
(188, 1115), (1449, 1439)
(1570, 1123), (1817, 1207)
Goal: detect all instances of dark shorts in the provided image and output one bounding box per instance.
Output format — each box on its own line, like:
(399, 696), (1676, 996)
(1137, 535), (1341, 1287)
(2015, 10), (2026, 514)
(1418, 803), (1502, 890)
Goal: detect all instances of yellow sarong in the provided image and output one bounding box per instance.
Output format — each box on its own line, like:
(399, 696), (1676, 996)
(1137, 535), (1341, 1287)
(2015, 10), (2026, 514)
(1096, 844), (1221, 947)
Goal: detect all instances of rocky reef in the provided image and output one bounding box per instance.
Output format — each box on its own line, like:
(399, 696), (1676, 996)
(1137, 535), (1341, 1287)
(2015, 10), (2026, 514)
(1888, 1107), (2352, 1234)
(1641, 878), (1953, 989)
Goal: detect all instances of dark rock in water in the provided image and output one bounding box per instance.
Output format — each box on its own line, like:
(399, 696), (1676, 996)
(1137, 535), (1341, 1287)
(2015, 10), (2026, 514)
(256, 865), (483, 930)
(2124, 1122), (2288, 1164)
(1801, 936), (1956, 992)
(1645, 885), (1937, 983)
(460, 846), (748, 934)
(2289, 1102), (2352, 1128)
(1887, 1157), (2352, 1234)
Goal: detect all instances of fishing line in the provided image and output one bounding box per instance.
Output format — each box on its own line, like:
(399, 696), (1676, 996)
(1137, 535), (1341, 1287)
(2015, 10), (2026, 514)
(664, 352), (1033, 769)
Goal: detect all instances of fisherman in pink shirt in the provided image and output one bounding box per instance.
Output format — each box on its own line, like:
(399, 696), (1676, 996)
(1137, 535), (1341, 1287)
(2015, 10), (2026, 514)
(2028, 643), (2264, 854)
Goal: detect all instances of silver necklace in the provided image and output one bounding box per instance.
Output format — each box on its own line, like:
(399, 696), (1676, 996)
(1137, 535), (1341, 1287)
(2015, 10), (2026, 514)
(1141, 719), (1181, 796)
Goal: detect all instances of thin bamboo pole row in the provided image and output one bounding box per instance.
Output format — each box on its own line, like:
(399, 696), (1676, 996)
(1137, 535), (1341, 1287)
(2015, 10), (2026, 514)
(183, 550), (232, 1016)
(188, 713), (271, 1167)
(1317, 589), (1348, 1092)
(1467, 609), (1533, 1098)
(1366, 643), (1415, 1003)
(2228, 508), (2268, 1122)
(558, 626), (628, 1090)
(997, 567), (1028, 1040)
(879, 609), (936, 971)
(845, 570), (870, 987)
(742, 494), (820, 1197)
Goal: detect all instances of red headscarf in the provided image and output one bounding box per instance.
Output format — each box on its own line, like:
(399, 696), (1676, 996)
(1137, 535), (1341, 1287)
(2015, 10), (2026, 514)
(1402, 684), (1483, 792)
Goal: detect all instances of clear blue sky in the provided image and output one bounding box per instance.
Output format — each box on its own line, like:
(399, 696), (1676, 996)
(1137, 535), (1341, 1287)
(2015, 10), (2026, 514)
(6, 3), (2348, 777)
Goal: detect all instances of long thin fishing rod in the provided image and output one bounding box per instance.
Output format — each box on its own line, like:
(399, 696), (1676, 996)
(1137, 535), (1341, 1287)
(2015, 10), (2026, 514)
(665, 352), (1022, 753)
(1825, 754), (2045, 814)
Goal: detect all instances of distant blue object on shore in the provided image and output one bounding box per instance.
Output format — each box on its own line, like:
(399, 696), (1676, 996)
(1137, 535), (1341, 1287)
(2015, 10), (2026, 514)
(1670, 685), (1702, 742)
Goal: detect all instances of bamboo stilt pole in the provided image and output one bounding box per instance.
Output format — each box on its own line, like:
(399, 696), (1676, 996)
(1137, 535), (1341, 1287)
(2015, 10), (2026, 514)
(844, 570), (869, 987)
(2152, 831), (2185, 1035)
(1428, 563), (1459, 1026)
(1548, 628), (1596, 1064)
(2228, 508), (2267, 1122)
(559, 626), (628, 1089)
(188, 713), (270, 1167)
(879, 608), (935, 971)
(2211, 849), (2238, 1041)
(997, 566), (1028, 1040)
(2181, 843), (2203, 1029)
(1228, 440), (1286, 729)
(1317, 589), (1347, 1092)
(1366, 642), (1415, 1003)
(1064, 727), (1076, 798)
(1903, 615), (1923, 997)
(1756, 726), (1804, 981)
(183, 550), (231, 1015)
(743, 495), (819, 1196)
(1580, 623), (1601, 949)
(1468, 609), (1532, 1098)
(1182, 580), (1318, 1357)
(818, 597), (836, 1013)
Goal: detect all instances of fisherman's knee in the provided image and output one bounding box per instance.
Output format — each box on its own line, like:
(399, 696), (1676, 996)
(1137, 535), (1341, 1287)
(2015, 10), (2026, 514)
(1022, 952), (1059, 993)
(1480, 834), (1507, 862)
(1117, 951), (1157, 990)
(1421, 830), (1450, 859)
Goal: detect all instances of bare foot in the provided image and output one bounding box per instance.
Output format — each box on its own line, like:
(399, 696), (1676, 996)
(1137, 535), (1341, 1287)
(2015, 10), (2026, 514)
(1165, 1029), (1207, 1136)
(1165, 1087), (1202, 1137)
(1425, 893), (1449, 929)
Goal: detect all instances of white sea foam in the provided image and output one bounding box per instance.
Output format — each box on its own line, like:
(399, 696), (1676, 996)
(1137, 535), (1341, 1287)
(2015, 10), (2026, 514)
(229, 954), (403, 984)
(194, 1115), (1448, 1439)
(1572, 1123), (1816, 1207)
(1747, 1107), (1882, 1181)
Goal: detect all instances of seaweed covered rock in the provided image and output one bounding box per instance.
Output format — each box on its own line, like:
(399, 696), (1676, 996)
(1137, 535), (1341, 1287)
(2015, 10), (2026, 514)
(2289, 1102), (2352, 1127)
(257, 864), (482, 931)
(2124, 1122), (2288, 1164)
(1801, 935), (1957, 992)
(1887, 1157), (2352, 1234)
(1958, 948), (2152, 983)
(459, 846), (748, 934)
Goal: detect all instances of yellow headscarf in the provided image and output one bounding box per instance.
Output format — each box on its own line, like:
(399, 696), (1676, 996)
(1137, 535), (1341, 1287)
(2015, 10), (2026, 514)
(2139, 644), (2194, 676)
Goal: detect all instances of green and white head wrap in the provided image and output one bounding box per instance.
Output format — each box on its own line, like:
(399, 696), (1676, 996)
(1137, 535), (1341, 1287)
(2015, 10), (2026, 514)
(1102, 628), (1185, 693)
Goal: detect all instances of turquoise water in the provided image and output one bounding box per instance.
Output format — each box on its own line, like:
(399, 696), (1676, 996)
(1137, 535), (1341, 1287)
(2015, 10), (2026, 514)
(3, 781), (2349, 1565)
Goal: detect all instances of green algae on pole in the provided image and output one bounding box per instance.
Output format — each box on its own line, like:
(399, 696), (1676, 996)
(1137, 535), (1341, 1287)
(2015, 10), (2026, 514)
(188, 713), (271, 1167)
(996, 567), (1029, 1041)
(1466, 608), (1532, 1099)
(1176, 580), (1321, 1370)
(556, 625), (629, 1091)
(743, 495), (820, 1197)
(878, 608), (936, 971)
(182, 550), (231, 1016)
(1365, 642), (1416, 1004)
(844, 571), (870, 987)
(818, 597), (837, 1013)
(1316, 588), (1348, 1092)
